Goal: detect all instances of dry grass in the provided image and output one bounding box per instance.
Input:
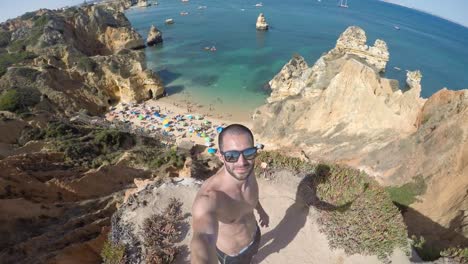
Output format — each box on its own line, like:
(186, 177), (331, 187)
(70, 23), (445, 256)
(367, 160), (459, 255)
(142, 198), (184, 264)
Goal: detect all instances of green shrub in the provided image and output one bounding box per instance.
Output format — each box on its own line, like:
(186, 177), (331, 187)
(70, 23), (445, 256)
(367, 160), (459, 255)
(0, 88), (40, 113)
(313, 164), (409, 260)
(142, 198), (184, 263)
(410, 235), (441, 261)
(0, 31), (11, 48)
(386, 175), (427, 207)
(147, 148), (185, 169)
(440, 246), (468, 263)
(33, 15), (50, 28)
(101, 240), (126, 264)
(255, 151), (314, 174)
(45, 122), (79, 138)
(94, 129), (134, 153)
(0, 52), (37, 76)
(0, 90), (20, 112)
(16, 67), (40, 80)
(256, 152), (409, 260)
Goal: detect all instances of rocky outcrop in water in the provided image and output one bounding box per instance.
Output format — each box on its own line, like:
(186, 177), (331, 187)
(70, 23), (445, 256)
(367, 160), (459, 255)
(253, 25), (468, 257)
(0, 4), (164, 116)
(256, 13), (269, 30)
(137, 0), (150, 7)
(147, 25), (163, 46)
(332, 26), (389, 72)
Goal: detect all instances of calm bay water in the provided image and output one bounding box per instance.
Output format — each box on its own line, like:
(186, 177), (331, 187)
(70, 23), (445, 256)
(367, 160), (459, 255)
(125, 0), (468, 110)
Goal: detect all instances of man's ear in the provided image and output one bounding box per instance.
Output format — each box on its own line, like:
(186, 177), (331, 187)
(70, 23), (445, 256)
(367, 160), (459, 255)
(216, 151), (223, 161)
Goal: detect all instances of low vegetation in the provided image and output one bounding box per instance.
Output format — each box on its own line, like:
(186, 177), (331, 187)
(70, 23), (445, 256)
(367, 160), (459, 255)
(46, 123), (135, 168)
(21, 120), (180, 170)
(101, 240), (126, 264)
(386, 175), (427, 207)
(440, 246), (468, 263)
(142, 198), (184, 263)
(410, 235), (440, 261)
(256, 151), (409, 261)
(0, 52), (37, 77)
(0, 31), (11, 48)
(0, 88), (41, 113)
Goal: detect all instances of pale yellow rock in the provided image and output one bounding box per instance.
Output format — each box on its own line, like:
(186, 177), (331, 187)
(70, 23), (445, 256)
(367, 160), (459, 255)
(256, 13), (269, 30)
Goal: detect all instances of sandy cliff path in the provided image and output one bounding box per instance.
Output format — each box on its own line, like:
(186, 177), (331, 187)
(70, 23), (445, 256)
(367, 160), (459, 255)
(162, 172), (411, 264)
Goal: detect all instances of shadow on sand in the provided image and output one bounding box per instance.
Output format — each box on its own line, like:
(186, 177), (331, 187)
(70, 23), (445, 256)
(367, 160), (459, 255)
(255, 165), (357, 262)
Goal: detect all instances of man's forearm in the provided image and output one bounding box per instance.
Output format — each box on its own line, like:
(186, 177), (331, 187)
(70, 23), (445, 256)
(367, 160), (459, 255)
(255, 201), (265, 213)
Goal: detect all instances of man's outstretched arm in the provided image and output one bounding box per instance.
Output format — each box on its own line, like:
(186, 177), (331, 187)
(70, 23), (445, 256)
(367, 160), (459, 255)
(191, 194), (219, 264)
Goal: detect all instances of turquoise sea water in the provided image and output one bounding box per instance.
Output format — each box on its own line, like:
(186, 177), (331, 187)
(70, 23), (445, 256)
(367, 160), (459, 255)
(125, 0), (468, 110)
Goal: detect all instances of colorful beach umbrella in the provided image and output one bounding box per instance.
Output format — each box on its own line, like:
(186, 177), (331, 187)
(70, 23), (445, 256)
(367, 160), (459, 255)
(207, 148), (217, 154)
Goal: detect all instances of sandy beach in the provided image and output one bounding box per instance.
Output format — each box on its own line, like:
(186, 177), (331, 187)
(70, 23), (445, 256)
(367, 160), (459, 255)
(158, 90), (259, 123)
(105, 94), (254, 153)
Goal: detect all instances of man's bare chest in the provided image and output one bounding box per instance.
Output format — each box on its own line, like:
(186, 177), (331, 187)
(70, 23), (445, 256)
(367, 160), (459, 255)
(217, 190), (258, 224)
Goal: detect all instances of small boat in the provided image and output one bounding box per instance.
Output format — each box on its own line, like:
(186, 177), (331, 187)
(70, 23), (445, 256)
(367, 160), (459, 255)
(339, 0), (348, 8)
(394, 25), (400, 30)
(181, 0), (189, 2)
(210, 46), (217, 52)
(165, 18), (174, 24)
(255, 2), (263, 7)
(393, 66), (401, 71)
(180, 11), (189, 15)
(197, 5), (207, 9)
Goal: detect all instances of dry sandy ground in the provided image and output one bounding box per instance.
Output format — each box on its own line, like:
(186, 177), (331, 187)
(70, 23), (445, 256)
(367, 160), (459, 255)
(129, 173), (413, 264)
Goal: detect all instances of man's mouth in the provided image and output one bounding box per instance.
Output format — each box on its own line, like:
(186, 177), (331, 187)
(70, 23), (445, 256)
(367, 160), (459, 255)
(235, 166), (250, 172)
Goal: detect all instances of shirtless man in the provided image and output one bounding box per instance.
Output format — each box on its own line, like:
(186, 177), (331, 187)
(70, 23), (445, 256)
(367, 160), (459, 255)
(191, 124), (269, 264)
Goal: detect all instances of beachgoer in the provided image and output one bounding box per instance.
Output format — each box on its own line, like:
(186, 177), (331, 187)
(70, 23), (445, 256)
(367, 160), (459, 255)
(191, 124), (269, 264)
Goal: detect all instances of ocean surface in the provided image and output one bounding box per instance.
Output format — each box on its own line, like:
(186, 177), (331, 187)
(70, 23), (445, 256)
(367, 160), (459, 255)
(125, 0), (468, 111)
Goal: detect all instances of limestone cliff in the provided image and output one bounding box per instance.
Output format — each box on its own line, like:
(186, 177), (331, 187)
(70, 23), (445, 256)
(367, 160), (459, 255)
(255, 26), (424, 159)
(0, 4), (164, 116)
(253, 25), (467, 256)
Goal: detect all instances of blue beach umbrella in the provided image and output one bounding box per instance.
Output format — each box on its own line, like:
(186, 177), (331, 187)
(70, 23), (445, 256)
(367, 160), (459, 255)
(207, 148), (217, 154)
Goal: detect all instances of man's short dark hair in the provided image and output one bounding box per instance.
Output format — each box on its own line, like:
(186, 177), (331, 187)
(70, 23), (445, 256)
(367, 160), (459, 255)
(218, 124), (254, 151)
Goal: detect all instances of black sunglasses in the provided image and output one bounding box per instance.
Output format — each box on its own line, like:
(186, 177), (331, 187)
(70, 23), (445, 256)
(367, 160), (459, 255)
(220, 147), (258, 163)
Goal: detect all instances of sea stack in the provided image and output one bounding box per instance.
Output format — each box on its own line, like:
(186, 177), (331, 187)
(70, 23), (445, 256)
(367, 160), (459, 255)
(256, 13), (269, 30)
(147, 25), (163, 46)
(137, 0), (150, 7)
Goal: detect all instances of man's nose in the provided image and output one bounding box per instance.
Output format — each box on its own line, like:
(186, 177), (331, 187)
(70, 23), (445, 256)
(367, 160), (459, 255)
(237, 153), (248, 165)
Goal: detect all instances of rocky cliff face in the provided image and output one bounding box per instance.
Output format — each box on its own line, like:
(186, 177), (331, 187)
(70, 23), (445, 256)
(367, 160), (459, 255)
(255, 26), (424, 159)
(253, 26), (467, 256)
(362, 88), (468, 253)
(0, 4), (164, 116)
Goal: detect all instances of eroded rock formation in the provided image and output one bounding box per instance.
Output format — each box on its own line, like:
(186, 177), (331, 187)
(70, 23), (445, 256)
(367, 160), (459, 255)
(253, 25), (468, 255)
(146, 25), (163, 46)
(256, 13), (269, 30)
(0, 4), (164, 117)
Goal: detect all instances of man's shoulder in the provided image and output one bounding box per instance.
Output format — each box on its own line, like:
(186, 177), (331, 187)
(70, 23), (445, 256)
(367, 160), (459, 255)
(192, 188), (221, 217)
